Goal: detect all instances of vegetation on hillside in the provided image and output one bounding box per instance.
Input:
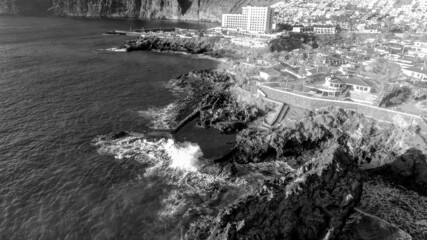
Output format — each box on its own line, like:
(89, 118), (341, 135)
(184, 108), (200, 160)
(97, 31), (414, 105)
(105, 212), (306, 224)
(126, 36), (220, 54)
(269, 33), (318, 52)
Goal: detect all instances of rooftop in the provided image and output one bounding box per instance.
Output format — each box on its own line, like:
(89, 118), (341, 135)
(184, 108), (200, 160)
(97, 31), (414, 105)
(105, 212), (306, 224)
(405, 67), (427, 75)
(329, 78), (344, 83)
(339, 76), (372, 87)
(260, 68), (282, 76)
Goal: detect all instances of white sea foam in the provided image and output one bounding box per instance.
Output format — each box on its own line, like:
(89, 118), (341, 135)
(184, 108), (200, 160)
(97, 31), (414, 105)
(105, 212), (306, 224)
(93, 134), (247, 222)
(138, 103), (180, 129)
(164, 140), (202, 172)
(104, 47), (127, 52)
(93, 135), (201, 172)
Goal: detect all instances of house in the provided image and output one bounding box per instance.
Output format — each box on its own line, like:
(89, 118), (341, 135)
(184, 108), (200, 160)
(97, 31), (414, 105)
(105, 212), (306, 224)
(324, 55), (348, 66)
(339, 76), (372, 93)
(402, 67), (427, 81)
(313, 25), (337, 34)
(385, 55), (414, 69)
(305, 77), (345, 97)
(292, 25), (303, 32)
(304, 76), (374, 98)
(406, 41), (427, 58)
(259, 68), (282, 80)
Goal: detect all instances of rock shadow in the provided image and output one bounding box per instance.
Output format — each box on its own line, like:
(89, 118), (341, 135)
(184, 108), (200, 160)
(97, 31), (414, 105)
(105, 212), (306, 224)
(177, 0), (193, 15)
(368, 147), (427, 196)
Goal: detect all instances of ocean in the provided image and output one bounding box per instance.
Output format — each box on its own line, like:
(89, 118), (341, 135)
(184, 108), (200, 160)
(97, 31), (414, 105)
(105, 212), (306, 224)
(0, 16), (229, 239)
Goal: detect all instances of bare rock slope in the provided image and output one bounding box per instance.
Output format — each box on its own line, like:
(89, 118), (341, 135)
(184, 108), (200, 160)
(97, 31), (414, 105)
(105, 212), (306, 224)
(207, 145), (363, 240)
(0, 0), (278, 22)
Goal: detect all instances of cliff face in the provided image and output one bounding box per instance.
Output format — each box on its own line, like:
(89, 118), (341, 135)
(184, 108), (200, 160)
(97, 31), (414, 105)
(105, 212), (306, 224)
(0, 0), (52, 15)
(0, 0), (277, 22)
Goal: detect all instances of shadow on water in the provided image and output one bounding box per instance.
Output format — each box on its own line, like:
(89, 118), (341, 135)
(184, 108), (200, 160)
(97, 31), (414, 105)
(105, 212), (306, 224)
(173, 118), (236, 160)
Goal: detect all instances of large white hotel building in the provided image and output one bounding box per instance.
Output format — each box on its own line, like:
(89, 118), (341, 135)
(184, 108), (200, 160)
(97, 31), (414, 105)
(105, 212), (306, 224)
(221, 6), (274, 33)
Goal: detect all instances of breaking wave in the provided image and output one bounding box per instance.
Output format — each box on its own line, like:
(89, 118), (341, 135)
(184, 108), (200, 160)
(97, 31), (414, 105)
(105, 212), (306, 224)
(164, 140), (202, 172)
(138, 103), (180, 129)
(103, 47), (127, 52)
(93, 134), (201, 172)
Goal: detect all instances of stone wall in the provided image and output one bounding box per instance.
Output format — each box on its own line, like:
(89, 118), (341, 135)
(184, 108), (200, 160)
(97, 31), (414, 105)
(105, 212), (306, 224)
(260, 85), (427, 132)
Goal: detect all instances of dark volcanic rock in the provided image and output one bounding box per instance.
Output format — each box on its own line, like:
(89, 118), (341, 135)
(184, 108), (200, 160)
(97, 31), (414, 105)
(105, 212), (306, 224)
(199, 91), (261, 134)
(339, 208), (412, 240)
(169, 69), (261, 134)
(378, 148), (427, 195)
(206, 145), (363, 240)
(124, 36), (219, 54)
(357, 178), (427, 240)
(234, 117), (333, 165)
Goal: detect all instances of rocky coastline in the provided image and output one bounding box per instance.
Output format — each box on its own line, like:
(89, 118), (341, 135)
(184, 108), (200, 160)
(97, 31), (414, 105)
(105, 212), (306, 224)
(83, 26), (427, 239)
(95, 63), (427, 239)
(123, 36), (218, 54)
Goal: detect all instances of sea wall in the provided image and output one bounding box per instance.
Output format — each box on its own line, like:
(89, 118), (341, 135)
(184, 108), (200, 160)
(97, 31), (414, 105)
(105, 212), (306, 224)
(0, 0), (277, 22)
(260, 85), (427, 132)
(232, 86), (279, 111)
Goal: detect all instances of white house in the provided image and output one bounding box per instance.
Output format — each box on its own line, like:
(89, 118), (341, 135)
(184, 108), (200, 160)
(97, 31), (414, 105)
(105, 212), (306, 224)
(340, 76), (372, 93)
(402, 67), (427, 81)
(406, 41), (427, 58)
(259, 68), (282, 80)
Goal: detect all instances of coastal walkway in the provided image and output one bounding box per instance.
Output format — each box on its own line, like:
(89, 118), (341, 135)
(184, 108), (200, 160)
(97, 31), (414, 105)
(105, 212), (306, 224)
(256, 84), (427, 133)
(259, 95), (290, 129)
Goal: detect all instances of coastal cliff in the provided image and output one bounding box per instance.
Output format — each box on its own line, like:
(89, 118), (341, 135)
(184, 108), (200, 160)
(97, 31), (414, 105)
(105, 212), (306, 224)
(0, 0), (51, 15)
(0, 0), (277, 22)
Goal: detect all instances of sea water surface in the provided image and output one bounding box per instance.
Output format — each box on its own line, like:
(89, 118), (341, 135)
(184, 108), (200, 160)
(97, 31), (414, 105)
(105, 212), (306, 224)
(0, 16), (225, 239)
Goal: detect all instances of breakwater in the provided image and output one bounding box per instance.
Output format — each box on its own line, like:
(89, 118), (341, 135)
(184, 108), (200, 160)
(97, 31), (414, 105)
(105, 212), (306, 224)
(153, 105), (212, 134)
(105, 28), (177, 36)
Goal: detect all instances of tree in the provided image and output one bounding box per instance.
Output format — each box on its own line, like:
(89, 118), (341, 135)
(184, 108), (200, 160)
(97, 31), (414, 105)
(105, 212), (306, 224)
(275, 23), (293, 32)
(302, 42), (313, 59)
(298, 65), (307, 76)
(313, 54), (325, 72)
(380, 86), (412, 107)
(371, 58), (401, 82)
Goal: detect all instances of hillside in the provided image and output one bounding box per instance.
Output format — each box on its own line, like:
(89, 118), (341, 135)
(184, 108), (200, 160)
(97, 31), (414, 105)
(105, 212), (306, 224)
(0, 0), (279, 22)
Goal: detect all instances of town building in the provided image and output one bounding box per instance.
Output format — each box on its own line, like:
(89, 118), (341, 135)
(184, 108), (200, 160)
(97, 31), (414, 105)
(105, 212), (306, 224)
(313, 25), (337, 34)
(402, 67), (427, 81)
(305, 76), (374, 101)
(222, 6), (274, 33)
(260, 68), (282, 80)
(324, 55), (348, 66)
(305, 77), (345, 97)
(340, 76), (372, 93)
(385, 55), (414, 69)
(221, 14), (247, 31)
(406, 41), (427, 58)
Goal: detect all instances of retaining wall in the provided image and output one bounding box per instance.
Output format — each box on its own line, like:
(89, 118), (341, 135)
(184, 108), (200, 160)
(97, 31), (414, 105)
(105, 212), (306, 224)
(260, 85), (427, 132)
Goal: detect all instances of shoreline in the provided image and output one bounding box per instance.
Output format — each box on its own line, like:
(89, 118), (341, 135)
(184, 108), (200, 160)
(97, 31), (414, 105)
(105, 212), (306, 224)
(106, 47), (226, 64)
(101, 29), (427, 240)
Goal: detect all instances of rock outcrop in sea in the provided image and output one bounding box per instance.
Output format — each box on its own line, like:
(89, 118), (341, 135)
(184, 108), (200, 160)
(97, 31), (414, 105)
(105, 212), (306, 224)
(0, 0), (276, 21)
